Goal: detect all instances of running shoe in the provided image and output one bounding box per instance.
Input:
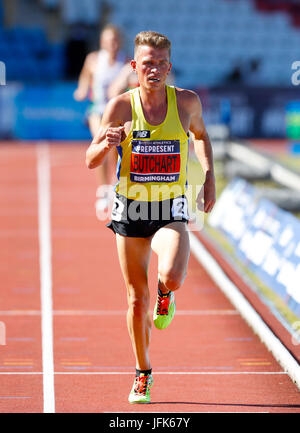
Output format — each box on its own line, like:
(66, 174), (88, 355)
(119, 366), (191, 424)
(153, 291), (175, 329)
(128, 374), (153, 404)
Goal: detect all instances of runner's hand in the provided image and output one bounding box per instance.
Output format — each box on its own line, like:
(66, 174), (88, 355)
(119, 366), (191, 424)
(73, 88), (86, 101)
(203, 173), (216, 213)
(196, 172), (216, 213)
(106, 126), (125, 148)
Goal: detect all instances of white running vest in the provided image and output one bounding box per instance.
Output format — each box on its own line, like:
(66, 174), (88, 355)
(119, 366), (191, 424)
(92, 49), (126, 114)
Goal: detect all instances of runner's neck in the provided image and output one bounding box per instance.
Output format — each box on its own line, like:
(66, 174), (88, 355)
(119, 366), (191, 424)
(139, 86), (168, 124)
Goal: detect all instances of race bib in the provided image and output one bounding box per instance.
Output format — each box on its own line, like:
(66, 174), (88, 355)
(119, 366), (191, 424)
(171, 196), (189, 220)
(111, 196), (125, 221)
(130, 140), (181, 183)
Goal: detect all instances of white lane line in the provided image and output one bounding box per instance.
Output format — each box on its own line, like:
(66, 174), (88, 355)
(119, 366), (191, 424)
(0, 310), (41, 315)
(53, 309), (238, 316)
(52, 371), (288, 375)
(0, 371), (287, 375)
(0, 309), (238, 316)
(37, 143), (55, 413)
(189, 231), (300, 390)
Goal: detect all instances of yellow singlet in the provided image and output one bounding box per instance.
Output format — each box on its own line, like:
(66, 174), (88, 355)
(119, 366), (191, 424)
(115, 85), (189, 202)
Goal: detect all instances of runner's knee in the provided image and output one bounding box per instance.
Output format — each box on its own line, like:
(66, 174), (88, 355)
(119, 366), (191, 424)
(127, 289), (150, 317)
(158, 268), (187, 292)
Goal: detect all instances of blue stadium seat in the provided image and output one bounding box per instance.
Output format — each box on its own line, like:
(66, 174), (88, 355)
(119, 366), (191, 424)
(4, 0), (299, 87)
(0, 24), (65, 84)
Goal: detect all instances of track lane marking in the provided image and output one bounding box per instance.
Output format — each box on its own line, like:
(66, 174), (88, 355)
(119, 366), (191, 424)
(0, 371), (287, 375)
(188, 231), (300, 390)
(0, 309), (238, 316)
(37, 143), (55, 413)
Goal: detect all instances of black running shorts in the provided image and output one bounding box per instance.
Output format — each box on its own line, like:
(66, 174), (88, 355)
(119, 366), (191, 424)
(106, 193), (189, 238)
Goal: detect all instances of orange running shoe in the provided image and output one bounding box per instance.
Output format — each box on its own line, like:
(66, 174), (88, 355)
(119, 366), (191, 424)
(128, 373), (153, 404)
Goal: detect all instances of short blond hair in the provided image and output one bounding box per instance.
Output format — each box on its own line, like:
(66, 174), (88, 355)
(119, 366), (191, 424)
(134, 31), (171, 58)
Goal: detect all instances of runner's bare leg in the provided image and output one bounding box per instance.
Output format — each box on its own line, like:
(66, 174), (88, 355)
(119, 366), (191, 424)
(151, 221), (190, 294)
(116, 234), (153, 370)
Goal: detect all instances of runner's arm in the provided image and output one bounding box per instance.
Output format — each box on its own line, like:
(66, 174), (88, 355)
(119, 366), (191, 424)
(107, 63), (132, 99)
(188, 93), (216, 213)
(85, 97), (125, 169)
(73, 54), (93, 101)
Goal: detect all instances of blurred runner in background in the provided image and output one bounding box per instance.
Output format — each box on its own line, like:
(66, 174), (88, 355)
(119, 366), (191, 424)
(74, 24), (126, 219)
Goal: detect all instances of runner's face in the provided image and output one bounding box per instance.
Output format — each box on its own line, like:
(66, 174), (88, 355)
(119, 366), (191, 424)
(132, 45), (171, 89)
(100, 30), (121, 56)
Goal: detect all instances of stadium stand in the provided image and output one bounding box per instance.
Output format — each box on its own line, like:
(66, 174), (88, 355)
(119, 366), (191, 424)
(0, 0), (299, 87)
(0, 25), (65, 82)
(0, 0), (102, 82)
(107, 0), (300, 88)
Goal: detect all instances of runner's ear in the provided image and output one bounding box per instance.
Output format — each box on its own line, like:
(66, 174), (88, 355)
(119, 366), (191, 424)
(131, 60), (137, 72)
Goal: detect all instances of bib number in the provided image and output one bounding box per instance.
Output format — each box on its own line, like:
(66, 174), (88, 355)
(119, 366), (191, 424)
(111, 196), (125, 221)
(171, 197), (189, 220)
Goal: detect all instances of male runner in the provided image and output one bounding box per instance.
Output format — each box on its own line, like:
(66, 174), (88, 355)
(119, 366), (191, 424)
(107, 60), (174, 99)
(74, 24), (126, 218)
(86, 31), (216, 403)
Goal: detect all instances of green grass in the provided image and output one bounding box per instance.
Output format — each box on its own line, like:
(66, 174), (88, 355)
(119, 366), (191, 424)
(277, 154), (300, 172)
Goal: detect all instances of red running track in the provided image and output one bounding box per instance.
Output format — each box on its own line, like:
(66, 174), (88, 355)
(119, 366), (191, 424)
(0, 142), (299, 413)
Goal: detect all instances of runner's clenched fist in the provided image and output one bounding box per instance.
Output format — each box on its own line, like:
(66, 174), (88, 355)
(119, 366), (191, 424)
(106, 126), (125, 147)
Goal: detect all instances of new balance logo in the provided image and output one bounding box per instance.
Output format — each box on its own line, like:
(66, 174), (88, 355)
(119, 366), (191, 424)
(133, 130), (151, 138)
